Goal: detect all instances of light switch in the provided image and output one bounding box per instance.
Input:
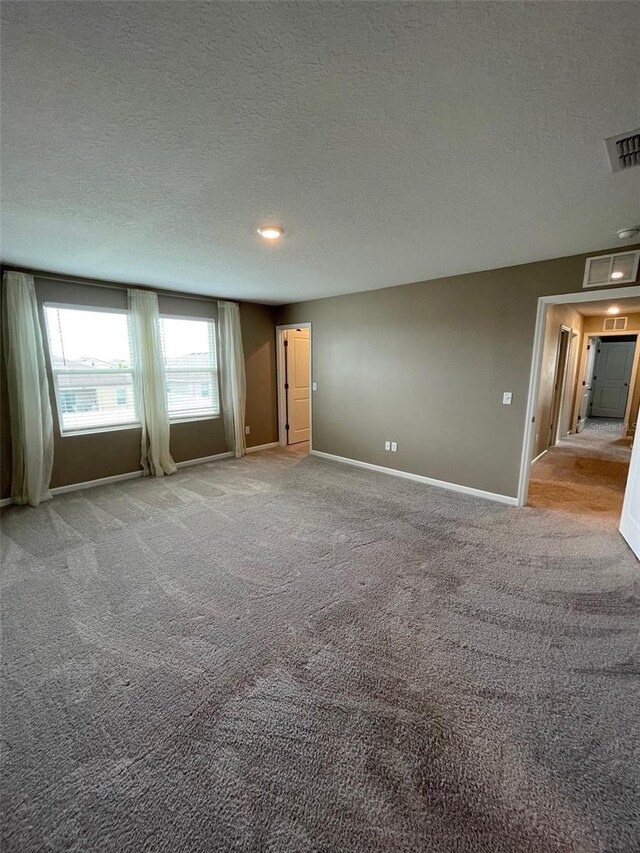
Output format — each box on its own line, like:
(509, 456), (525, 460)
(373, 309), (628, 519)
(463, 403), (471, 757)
(502, 392), (513, 405)
(312, 382), (317, 391)
(391, 442), (398, 452)
(384, 441), (391, 451)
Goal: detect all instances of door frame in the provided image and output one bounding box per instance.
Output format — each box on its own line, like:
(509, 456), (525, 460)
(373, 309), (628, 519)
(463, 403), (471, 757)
(574, 333), (599, 433)
(517, 285), (640, 507)
(571, 331), (639, 429)
(547, 325), (573, 449)
(276, 323), (312, 449)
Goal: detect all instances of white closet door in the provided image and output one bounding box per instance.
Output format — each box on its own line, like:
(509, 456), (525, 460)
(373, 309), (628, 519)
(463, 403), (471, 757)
(620, 410), (640, 559)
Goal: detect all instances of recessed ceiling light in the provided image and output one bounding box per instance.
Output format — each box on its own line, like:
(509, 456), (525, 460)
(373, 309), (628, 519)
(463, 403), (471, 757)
(617, 226), (640, 240)
(607, 306), (621, 314)
(610, 271), (624, 280)
(257, 225), (283, 240)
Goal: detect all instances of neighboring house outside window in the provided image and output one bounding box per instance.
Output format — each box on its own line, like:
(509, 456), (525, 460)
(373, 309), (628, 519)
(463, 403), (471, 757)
(44, 305), (139, 434)
(59, 390), (77, 413)
(159, 316), (220, 421)
(43, 304), (220, 435)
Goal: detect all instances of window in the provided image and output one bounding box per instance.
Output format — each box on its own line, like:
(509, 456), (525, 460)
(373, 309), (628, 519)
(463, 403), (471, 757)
(159, 316), (219, 421)
(44, 305), (139, 434)
(44, 305), (220, 435)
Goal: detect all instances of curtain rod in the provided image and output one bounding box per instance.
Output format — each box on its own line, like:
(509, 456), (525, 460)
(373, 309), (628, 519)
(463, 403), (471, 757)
(1, 264), (235, 305)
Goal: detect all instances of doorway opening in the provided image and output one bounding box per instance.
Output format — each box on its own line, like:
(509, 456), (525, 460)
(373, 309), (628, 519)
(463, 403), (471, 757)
(276, 324), (312, 452)
(588, 335), (636, 418)
(519, 285), (640, 556)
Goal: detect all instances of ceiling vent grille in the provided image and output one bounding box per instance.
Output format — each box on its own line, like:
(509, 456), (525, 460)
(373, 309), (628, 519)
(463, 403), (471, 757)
(583, 251), (640, 288)
(603, 316), (627, 332)
(605, 129), (640, 172)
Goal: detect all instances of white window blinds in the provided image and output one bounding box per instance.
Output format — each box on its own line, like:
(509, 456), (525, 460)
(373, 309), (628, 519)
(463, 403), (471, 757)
(159, 316), (220, 420)
(44, 305), (139, 434)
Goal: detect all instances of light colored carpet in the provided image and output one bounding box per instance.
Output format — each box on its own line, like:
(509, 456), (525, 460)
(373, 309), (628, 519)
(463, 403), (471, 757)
(1, 447), (639, 852)
(529, 419), (633, 524)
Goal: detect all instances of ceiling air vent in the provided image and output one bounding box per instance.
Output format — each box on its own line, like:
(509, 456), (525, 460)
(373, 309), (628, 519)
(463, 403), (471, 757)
(603, 316), (627, 332)
(583, 251), (640, 288)
(605, 129), (640, 172)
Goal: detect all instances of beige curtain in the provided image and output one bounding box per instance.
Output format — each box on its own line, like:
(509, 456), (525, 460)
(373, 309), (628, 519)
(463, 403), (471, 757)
(2, 271), (54, 506)
(217, 301), (246, 458)
(128, 289), (176, 477)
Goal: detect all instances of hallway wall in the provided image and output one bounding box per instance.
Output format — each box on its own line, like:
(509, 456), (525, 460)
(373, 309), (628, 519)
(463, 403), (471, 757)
(532, 305), (583, 461)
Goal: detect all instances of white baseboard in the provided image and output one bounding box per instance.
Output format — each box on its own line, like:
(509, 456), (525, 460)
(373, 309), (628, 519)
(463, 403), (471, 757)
(530, 449), (548, 465)
(175, 451), (233, 468)
(246, 442), (279, 453)
(50, 470), (143, 496)
(310, 450), (518, 506)
(1, 451), (235, 506)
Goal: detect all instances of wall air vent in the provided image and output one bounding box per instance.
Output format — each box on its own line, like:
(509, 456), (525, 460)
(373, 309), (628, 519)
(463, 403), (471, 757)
(603, 316), (628, 332)
(583, 251), (640, 288)
(605, 129), (640, 172)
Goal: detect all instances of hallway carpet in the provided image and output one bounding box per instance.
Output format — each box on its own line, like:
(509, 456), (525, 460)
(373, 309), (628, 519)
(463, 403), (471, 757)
(529, 419), (633, 525)
(1, 448), (639, 852)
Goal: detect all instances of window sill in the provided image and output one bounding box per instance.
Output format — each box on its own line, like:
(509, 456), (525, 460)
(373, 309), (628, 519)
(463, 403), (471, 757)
(59, 414), (220, 437)
(170, 414), (221, 425)
(59, 422), (142, 438)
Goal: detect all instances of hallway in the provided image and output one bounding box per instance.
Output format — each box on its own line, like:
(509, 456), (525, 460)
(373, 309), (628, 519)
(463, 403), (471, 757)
(529, 419), (633, 524)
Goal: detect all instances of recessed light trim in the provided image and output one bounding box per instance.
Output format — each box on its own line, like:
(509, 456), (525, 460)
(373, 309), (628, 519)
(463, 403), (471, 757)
(617, 226), (640, 241)
(257, 225), (283, 240)
(607, 306), (621, 314)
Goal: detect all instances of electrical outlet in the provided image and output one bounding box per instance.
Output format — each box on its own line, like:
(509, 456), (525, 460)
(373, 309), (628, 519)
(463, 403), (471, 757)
(384, 441), (391, 451)
(391, 442), (398, 452)
(502, 392), (513, 405)
(245, 425), (251, 434)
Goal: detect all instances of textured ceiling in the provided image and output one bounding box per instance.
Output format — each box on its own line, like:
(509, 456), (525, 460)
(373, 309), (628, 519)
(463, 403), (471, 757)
(1, 1), (639, 304)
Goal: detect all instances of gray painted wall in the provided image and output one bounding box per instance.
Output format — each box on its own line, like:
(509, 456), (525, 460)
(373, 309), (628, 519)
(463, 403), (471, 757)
(277, 245), (640, 499)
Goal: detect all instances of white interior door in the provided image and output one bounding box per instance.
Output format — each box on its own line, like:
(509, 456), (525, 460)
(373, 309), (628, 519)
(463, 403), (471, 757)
(285, 328), (310, 444)
(577, 337), (597, 432)
(591, 340), (635, 418)
(620, 415), (640, 559)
